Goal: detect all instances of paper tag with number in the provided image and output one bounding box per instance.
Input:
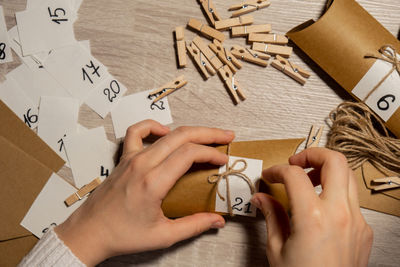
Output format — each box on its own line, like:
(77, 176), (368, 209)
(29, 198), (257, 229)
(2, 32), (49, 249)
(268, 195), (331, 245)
(0, 6), (13, 64)
(214, 156), (262, 217)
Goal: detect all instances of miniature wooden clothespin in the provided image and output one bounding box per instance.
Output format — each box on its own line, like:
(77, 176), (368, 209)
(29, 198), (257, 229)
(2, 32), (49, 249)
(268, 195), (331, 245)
(187, 18), (226, 42)
(175, 26), (186, 68)
(231, 45), (270, 67)
(192, 36), (223, 71)
(218, 65), (246, 104)
(214, 15), (253, 31)
(306, 125), (324, 148)
(199, 0), (222, 26)
(65, 178), (102, 207)
(248, 33), (288, 45)
(252, 42), (293, 57)
(271, 55), (311, 85)
(231, 24), (271, 37)
(229, 0), (271, 17)
(187, 42), (216, 79)
(209, 39), (242, 74)
(371, 177), (400, 192)
(148, 75), (188, 103)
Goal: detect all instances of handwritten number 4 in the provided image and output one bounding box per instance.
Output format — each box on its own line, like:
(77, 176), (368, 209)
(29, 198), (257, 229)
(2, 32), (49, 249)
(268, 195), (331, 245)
(48, 7), (68, 24)
(103, 80), (121, 103)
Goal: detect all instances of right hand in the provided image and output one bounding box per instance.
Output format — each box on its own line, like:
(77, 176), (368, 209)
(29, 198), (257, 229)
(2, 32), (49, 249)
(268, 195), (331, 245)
(251, 148), (373, 267)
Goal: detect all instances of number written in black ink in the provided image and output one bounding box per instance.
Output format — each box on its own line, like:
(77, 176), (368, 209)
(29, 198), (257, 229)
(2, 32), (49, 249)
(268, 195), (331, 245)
(0, 43), (6, 60)
(100, 166), (109, 177)
(244, 202), (252, 213)
(82, 60), (101, 84)
(148, 94), (166, 110)
(48, 7), (68, 24)
(23, 108), (38, 128)
(57, 134), (67, 152)
(377, 94), (396, 111)
(232, 197), (243, 211)
(103, 80), (121, 102)
(42, 222), (57, 234)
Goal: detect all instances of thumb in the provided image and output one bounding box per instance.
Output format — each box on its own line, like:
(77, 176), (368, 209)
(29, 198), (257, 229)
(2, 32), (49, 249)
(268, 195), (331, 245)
(167, 213), (225, 243)
(251, 193), (290, 257)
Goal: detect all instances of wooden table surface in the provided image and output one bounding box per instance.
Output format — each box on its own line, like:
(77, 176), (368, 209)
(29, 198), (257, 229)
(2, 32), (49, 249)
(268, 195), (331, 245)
(1, 0), (399, 266)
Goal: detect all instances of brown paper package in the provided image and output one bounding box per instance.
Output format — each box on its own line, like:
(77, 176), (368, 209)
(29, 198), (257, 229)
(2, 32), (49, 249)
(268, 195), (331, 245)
(286, 0), (400, 137)
(162, 138), (304, 217)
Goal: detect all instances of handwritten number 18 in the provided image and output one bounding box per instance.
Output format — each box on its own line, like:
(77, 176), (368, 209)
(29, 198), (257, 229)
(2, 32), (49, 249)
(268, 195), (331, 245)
(103, 80), (121, 102)
(48, 7), (68, 24)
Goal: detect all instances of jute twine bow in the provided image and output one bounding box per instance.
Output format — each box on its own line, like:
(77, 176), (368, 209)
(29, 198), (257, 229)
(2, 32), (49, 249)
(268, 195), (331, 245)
(327, 101), (400, 176)
(363, 44), (400, 102)
(207, 144), (256, 216)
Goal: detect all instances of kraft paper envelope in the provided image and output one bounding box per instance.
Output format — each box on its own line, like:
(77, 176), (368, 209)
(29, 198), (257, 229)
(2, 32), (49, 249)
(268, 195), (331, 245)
(0, 100), (65, 172)
(287, 0), (400, 137)
(354, 162), (400, 217)
(162, 139), (304, 217)
(0, 137), (54, 267)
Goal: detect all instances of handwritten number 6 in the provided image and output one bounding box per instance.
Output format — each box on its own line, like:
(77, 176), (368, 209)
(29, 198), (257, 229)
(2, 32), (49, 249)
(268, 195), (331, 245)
(103, 80), (121, 103)
(377, 94), (396, 111)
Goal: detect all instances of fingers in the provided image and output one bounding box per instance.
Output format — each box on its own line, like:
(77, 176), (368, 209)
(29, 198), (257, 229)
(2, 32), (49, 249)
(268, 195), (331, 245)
(142, 126), (234, 169)
(289, 148), (349, 198)
(150, 143), (228, 198)
(251, 193), (290, 259)
(262, 164), (318, 215)
(122, 120), (170, 159)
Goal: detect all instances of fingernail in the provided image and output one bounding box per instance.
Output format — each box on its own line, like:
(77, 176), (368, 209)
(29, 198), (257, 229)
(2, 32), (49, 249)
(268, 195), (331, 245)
(211, 221), (224, 229)
(251, 197), (261, 210)
(224, 130), (234, 136)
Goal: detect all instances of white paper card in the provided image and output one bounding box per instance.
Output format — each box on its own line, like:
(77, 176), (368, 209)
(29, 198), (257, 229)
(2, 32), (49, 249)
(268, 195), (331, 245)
(0, 78), (39, 129)
(352, 56), (400, 122)
(65, 127), (115, 188)
(85, 75), (128, 118)
(111, 89), (173, 139)
(0, 6), (13, 63)
(43, 43), (108, 102)
(20, 172), (83, 238)
(215, 156), (262, 217)
(37, 96), (79, 163)
(16, 0), (77, 55)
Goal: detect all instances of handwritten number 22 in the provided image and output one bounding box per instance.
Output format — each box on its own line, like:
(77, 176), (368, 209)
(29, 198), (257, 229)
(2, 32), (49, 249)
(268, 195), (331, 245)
(103, 80), (121, 102)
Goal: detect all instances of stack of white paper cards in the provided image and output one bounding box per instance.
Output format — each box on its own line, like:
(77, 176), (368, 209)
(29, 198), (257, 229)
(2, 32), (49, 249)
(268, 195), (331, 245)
(0, 6), (13, 64)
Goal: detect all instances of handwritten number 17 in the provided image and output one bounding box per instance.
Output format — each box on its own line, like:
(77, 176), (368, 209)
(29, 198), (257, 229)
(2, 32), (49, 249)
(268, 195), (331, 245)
(48, 7), (68, 24)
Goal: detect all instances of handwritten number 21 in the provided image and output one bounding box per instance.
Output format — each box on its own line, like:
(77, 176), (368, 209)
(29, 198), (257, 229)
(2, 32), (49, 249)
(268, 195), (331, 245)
(103, 80), (121, 102)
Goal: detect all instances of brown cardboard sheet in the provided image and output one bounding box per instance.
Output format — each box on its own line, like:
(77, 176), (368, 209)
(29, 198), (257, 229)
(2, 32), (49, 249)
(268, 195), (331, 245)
(0, 100), (64, 172)
(286, 0), (400, 137)
(162, 138), (304, 217)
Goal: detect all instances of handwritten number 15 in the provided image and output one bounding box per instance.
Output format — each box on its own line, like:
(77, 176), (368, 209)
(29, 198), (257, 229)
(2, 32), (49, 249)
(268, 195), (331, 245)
(48, 7), (68, 24)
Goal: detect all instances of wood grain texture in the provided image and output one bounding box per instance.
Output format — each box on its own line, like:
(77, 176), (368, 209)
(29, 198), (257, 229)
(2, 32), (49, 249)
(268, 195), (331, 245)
(0, 0), (399, 266)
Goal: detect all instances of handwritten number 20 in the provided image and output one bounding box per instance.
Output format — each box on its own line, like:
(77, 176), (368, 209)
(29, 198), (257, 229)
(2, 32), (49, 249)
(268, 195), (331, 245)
(103, 80), (121, 103)
(377, 94), (396, 111)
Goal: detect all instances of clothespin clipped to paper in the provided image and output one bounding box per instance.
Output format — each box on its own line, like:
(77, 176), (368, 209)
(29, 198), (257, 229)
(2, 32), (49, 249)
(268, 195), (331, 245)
(231, 24), (271, 37)
(199, 0), (222, 26)
(306, 125), (324, 148)
(214, 15), (253, 31)
(371, 177), (400, 192)
(175, 26), (186, 68)
(252, 42), (293, 57)
(229, 0), (271, 17)
(187, 18), (226, 42)
(65, 178), (102, 207)
(218, 65), (246, 104)
(248, 33), (288, 45)
(271, 55), (311, 85)
(209, 39), (242, 74)
(231, 45), (270, 67)
(148, 75), (188, 103)
(192, 36), (223, 71)
(187, 42), (216, 79)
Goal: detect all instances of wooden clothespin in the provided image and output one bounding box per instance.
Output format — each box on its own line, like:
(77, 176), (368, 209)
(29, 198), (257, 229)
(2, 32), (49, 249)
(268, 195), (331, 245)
(252, 42), (292, 57)
(248, 33), (288, 45)
(229, 0), (271, 17)
(218, 65), (246, 104)
(214, 15), (253, 31)
(148, 75), (188, 103)
(271, 55), (311, 85)
(209, 39), (242, 74)
(192, 36), (223, 71)
(175, 26), (186, 68)
(371, 177), (400, 192)
(199, 0), (222, 26)
(231, 45), (270, 67)
(65, 178), (102, 207)
(306, 125), (324, 148)
(187, 42), (216, 79)
(187, 18), (226, 42)
(231, 24), (271, 37)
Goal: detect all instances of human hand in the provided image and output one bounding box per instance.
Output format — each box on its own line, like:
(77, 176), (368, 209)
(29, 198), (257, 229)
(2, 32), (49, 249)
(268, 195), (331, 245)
(55, 120), (235, 266)
(251, 148), (373, 267)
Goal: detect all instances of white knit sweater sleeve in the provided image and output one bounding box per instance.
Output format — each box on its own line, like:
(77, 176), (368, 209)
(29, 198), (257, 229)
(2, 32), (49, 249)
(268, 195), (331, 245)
(18, 228), (86, 267)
